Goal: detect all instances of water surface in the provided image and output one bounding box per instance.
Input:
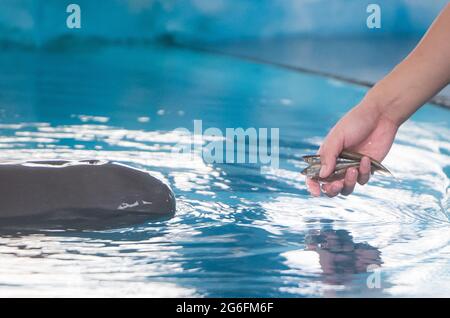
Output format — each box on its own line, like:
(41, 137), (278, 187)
(0, 44), (449, 297)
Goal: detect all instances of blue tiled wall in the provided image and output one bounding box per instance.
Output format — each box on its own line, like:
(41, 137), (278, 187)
(0, 0), (448, 46)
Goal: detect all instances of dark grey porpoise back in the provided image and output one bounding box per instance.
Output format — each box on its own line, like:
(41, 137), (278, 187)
(0, 160), (176, 230)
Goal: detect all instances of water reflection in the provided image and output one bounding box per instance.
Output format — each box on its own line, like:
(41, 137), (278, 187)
(305, 229), (382, 286)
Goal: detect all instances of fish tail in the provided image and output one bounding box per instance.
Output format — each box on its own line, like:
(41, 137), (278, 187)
(341, 150), (398, 181)
(375, 166), (400, 182)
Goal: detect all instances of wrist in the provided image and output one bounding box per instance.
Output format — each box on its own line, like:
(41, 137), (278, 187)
(362, 83), (404, 128)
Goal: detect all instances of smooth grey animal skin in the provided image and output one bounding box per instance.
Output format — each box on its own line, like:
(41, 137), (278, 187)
(0, 160), (176, 230)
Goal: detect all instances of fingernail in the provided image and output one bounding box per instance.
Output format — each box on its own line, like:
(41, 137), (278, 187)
(319, 164), (327, 178)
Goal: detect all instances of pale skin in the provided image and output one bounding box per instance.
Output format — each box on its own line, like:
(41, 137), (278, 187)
(307, 4), (450, 197)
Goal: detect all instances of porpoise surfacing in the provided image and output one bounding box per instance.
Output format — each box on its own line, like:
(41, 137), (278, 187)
(0, 160), (176, 230)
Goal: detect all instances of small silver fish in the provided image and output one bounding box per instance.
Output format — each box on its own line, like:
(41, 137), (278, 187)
(301, 150), (394, 182)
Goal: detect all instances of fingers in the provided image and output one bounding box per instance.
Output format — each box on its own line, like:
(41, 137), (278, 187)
(341, 167), (358, 196)
(305, 156), (372, 198)
(321, 180), (344, 198)
(306, 167), (361, 197)
(357, 156), (371, 185)
(318, 133), (343, 180)
(306, 178), (321, 197)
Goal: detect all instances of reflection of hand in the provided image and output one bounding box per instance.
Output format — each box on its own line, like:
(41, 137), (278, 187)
(355, 246), (382, 273)
(305, 230), (382, 284)
(306, 101), (398, 197)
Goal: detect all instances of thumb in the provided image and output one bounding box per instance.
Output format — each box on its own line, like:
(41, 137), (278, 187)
(318, 133), (343, 179)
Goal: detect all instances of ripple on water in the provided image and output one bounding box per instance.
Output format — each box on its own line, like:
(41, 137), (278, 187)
(0, 45), (449, 297)
(0, 119), (447, 297)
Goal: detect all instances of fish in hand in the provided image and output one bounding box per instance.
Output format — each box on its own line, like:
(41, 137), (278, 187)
(301, 150), (394, 182)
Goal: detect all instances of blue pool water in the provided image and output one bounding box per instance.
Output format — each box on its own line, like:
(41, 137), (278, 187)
(0, 43), (449, 297)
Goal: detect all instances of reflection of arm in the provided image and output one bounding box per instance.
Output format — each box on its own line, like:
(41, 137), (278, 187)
(368, 4), (450, 126)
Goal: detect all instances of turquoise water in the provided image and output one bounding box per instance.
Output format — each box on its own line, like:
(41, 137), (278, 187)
(0, 44), (449, 297)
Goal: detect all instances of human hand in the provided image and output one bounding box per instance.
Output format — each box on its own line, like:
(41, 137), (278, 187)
(306, 100), (398, 197)
(306, 4), (450, 197)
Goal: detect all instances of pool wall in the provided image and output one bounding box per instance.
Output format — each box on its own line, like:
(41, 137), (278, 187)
(0, 0), (447, 46)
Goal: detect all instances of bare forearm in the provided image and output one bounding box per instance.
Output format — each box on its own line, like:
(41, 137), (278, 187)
(365, 4), (450, 126)
(308, 5), (450, 197)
